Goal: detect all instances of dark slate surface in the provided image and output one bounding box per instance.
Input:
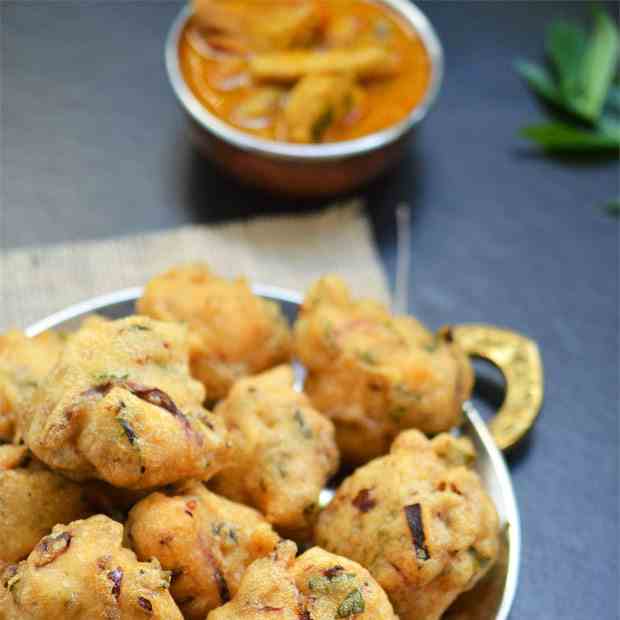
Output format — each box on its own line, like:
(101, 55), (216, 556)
(1, 1), (618, 617)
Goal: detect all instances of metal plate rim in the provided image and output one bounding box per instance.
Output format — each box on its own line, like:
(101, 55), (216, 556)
(24, 284), (520, 619)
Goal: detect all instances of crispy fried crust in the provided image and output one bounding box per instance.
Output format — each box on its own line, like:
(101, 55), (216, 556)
(137, 264), (292, 401)
(126, 481), (280, 619)
(0, 330), (65, 442)
(315, 430), (500, 620)
(0, 515), (183, 619)
(207, 540), (398, 620)
(294, 276), (474, 464)
(0, 446), (92, 567)
(25, 316), (229, 489)
(210, 365), (339, 538)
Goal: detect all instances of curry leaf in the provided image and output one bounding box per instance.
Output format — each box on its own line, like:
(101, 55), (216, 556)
(546, 19), (587, 102)
(517, 10), (619, 217)
(598, 114), (620, 139)
(572, 7), (620, 122)
(514, 60), (563, 106)
(606, 85), (620, 113)
(520, 122), (620, 151)
(603, 198), (620, 216)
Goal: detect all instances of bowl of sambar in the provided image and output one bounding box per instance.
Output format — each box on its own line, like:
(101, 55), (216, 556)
(166, 0), (443, 196)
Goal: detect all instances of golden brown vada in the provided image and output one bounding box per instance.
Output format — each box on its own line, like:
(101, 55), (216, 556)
(294, 276), (474, 464)
(210, 365), (339, 537)
(315, 430), (500, 620)
(126, 480), (280, 619)
(0, 329), (65, 442)
(137, 264), (292, 401)
(0, 515), (183, 619)
(207, 540), (398, 620)
(0, 445), (91, 568)
(25, 316), (229, 489)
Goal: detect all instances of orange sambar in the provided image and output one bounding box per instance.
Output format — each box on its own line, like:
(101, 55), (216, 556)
(179, 0), (432, 144)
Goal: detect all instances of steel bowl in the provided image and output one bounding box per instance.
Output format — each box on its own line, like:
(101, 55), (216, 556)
(26, 285), (520, 620)
(165, 1), (443, 197)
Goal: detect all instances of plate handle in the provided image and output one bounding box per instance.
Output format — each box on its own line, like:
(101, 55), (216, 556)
(446, 324), (544, 452)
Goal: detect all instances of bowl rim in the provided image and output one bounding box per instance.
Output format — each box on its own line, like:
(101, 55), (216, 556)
(165, 0), (444, 161)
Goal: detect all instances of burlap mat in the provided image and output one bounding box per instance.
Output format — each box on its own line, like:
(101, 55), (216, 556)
(0, 202), (390, 330)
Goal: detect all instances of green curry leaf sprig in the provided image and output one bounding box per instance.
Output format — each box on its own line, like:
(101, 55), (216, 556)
(515, 7), (620, 154)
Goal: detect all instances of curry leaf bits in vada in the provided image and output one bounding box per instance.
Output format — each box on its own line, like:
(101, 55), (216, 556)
(315, 430), (500, 620)
(0, 515), (183, 619)
(25, 316), (229, 489)
(210, 365), (339, 538)
(294, 276), (474, 464)
(207, 540), (398, 620)
(126, 480), (280, 619)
